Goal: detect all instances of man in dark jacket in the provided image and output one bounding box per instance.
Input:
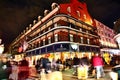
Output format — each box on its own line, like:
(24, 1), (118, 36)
(0, 56), (9, 80)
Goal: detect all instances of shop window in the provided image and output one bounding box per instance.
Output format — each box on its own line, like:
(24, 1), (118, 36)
(55, 34), (58, 42)
(70, 34), (73, 42)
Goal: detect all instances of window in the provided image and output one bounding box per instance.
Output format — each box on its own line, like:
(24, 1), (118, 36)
(79, 28), (82, 32)
(43, 39), (45, 45)
(70, 34), (73, 42)
(81, 37), (83, 43)
(48, 27), (51, 30)
(39, 41), (41, 47)
(86, 30), (88, 33)
(67, 6), (71, 13)
(90, 19), (93, 24)
(48, 37), (51, 44)
(87, 38), (90, 44)
(54, 23), (57, 27)
(77, 11), (80, 17)
(83, 14), (86, 20)
(55, 34), (58, 42)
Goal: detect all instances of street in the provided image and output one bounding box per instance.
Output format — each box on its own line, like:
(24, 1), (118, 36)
(30, 65), (112, 80)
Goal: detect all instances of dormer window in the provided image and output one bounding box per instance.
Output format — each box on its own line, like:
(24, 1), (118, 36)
(77, 11), (80, 17)
(90, 19), (93, 24)
(67, 6), (71, 13)
(83, 14), (86, 20)
(81, 37), (83, 43)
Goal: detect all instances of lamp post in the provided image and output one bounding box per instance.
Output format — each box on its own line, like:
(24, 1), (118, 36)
(0, 39), (4, 54)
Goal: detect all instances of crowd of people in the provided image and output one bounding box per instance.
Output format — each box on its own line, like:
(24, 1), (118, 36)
(0, 56), (29, 80)
(0, 52), (118, 80)
(34, 53), (105, 79)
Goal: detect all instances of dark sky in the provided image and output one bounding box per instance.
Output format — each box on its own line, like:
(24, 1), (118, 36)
(0, 0), (120, 52)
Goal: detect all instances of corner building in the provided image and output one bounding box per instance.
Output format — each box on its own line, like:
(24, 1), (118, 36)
(10, 0), (100, 61)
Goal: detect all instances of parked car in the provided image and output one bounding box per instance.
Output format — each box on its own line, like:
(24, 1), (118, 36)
(109, 64), (120, 80)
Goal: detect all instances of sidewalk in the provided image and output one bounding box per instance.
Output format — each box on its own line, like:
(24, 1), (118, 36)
(28, 65), (112, 80)
(62, 65), (112, 80)
(62, 69), (111, 80)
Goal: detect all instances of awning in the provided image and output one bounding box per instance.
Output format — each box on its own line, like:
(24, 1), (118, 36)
(101, 48), (120, 55)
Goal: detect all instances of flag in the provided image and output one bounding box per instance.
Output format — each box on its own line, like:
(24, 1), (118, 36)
(18, 45), (23, 53)
(23, 41), (28, 52)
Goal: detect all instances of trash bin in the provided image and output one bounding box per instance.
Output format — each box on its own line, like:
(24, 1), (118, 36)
(77, 66), (88, 79)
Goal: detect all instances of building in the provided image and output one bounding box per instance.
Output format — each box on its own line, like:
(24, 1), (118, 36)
(0, 39), (4, 54)
(114, 18), (120, 49)
(114, 18), (120, 33)
(94, 19), (119, 64)
(9, 0), (100, 62)
(95, 19), (118, 49)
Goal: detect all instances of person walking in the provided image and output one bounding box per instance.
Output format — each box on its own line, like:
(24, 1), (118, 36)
(9, 61), (18, 80)
(0, 56), (10, 80)
(92, 53), (105, 79)
(18, 57), (29, 80)
(72, 55), (80, 75)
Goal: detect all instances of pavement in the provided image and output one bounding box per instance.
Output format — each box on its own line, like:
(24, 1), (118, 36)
(28, 65), (113, 80)
(62, 67), (112, 80)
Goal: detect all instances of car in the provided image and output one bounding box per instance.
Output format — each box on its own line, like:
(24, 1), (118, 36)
(109, 64), (120, 80)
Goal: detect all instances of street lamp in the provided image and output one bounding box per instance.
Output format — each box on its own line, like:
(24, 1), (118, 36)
(0, 39), (4, 54)
(0, 44), (4, 54)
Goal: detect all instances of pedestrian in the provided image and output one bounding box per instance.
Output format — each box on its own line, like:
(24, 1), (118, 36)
(0, 56), (9, 80)
(18, 57), (29, 80)
(56, 58), (62, 71)
(92, 53), (105, 79)
(41, 56), (51, 73)
(9, 61), (18, 80)
(72, 55), (80, 75)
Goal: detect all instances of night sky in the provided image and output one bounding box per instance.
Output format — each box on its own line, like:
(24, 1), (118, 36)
(0, 0), (120, 52)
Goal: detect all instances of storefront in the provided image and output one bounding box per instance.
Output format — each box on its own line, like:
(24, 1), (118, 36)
(26, 42), (99, 64)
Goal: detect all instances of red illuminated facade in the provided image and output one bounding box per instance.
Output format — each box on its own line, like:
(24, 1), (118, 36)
(59, 0), (95, 26)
